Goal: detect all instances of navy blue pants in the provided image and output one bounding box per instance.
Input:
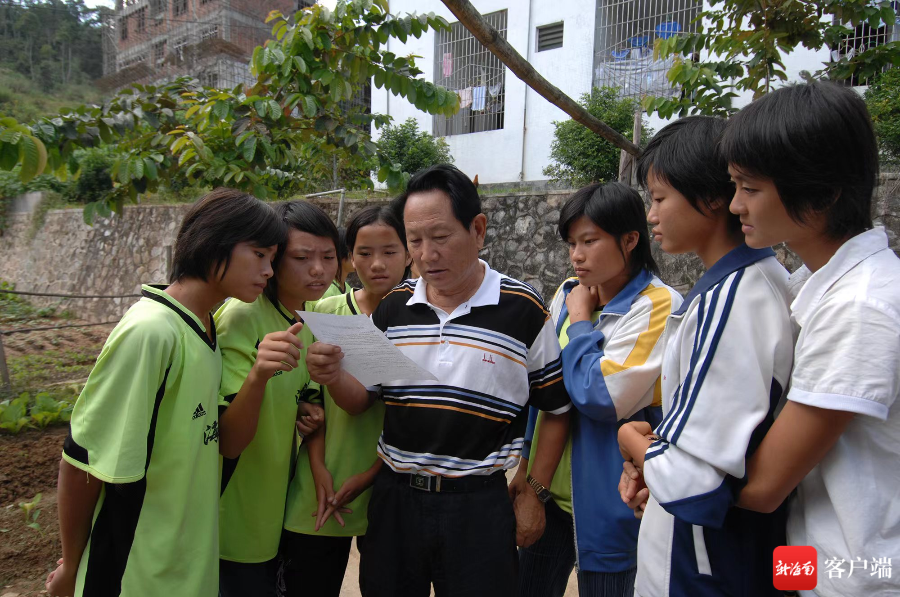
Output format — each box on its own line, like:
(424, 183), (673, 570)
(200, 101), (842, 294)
(518, 499), (636, 597)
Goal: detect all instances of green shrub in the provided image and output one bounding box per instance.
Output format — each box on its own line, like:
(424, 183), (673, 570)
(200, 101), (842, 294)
(543, 87), (652, 187)
(29, 392), (73, 427)
(0, 169), (27, 199)
(865, 68), (900, 165)
(0, 391), (74, 433)
(0, 394), (31, 433)
(376, 118), (454, 189)
(65, 147), (114, 205)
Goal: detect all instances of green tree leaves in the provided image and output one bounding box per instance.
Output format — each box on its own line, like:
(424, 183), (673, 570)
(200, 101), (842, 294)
(0, 118), (47, 183)
(376, 118), (453, 191)
(865, 67), (900, 163)
(645, 0), (900, 118)
(544, 88), (651, 187)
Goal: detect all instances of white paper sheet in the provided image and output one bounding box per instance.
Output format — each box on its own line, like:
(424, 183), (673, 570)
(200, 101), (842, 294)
(297, 310), (439, 386)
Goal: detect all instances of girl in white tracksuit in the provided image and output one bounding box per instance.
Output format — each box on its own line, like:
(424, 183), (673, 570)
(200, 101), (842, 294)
(618, 116), (793, 597)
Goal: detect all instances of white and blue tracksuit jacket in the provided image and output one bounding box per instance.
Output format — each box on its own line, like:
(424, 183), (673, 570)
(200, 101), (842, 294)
(635, 246), (793, 597)
(525, 268), (682, 573)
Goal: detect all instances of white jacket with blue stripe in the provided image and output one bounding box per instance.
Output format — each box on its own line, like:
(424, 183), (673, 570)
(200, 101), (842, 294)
(635, 245), (793, 597)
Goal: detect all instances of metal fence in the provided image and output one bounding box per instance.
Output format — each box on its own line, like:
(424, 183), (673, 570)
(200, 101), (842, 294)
(432, 9), (507, 137)
(593, 0), (701, 99)
(831, 9), (900, 87)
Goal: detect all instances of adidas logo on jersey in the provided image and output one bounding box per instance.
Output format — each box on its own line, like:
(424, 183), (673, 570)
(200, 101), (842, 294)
(192, 403), (207, 420)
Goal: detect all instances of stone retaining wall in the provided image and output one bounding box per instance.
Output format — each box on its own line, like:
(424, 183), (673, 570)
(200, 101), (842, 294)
(2, 178), (898, 322)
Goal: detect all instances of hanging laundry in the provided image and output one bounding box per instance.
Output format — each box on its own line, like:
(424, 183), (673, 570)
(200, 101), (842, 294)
(472, 86), (486, 111)
(458, 87), (473, 109)
(488, 83), (502, 97)
(442, 53), (453, 78)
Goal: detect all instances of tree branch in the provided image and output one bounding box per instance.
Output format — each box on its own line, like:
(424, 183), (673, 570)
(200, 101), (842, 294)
(440, 0), (642, 157)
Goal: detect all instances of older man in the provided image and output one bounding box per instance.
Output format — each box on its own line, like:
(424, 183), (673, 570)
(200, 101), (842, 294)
(307, 164), (570, 596)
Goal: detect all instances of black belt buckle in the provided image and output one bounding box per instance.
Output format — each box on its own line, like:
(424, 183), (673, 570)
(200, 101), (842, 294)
(410, 473), (442, 492)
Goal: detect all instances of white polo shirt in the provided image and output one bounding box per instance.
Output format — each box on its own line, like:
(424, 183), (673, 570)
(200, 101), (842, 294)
(786, 227), (900, 597)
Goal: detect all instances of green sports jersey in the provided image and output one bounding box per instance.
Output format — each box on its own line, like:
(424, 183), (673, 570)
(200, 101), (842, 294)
(216, 294), (318, 563)
(304, 280), (345, 312)
(62, 285), (222, 597)
(283, 291), (385, 537)
(527, 311), (601, 515)
(322, 280), (344, 300)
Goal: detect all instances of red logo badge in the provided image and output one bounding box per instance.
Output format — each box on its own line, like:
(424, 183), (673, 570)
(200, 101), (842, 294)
(773, 546), (817, 590)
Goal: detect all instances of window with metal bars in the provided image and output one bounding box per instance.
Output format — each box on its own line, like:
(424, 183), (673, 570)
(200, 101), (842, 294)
(830, 9), (898, 87)
(173, 0), (188, 18)
(433, 9), (507, 137)
(136, 7), (146, 33)
(153, 40), (166, 65)
(200, 71), (219, 88)
(150, 0), (166, 17)
(537, 22), (564, 52)
(119, 16), (128, 40)
(593, 0), (701, 99)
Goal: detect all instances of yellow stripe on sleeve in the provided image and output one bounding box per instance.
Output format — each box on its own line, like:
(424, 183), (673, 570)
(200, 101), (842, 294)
(600, 284), (672, 376)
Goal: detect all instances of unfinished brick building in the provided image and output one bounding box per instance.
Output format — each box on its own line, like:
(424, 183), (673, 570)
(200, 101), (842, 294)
(98, 0), (310, 92)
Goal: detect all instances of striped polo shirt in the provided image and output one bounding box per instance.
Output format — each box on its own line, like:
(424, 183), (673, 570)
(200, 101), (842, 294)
(371, 261), (571, 477)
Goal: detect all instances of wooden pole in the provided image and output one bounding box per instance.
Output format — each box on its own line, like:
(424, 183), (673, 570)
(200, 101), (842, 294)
(630, 107), (642, 186)
(0, 333), (11, 393)
(618, 107), (643, 183)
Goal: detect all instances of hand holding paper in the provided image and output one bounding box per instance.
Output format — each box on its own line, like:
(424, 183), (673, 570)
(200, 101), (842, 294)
(297, 311), (438, 387)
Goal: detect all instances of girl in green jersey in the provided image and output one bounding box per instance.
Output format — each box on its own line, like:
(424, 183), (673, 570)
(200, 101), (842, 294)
(280, 205), (411, 597)
(48, 188), (289, 597)
(215, 200), (340, 597)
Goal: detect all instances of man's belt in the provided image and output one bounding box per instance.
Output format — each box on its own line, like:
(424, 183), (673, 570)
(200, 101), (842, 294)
(387, 468), (506, 493)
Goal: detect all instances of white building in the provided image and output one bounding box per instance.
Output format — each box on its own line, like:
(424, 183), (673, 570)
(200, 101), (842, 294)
(371, 0), (890, 185)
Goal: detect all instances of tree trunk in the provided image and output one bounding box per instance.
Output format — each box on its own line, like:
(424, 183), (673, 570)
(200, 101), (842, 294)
(27, 38), (35, 82)
(439, 0), (642, 159)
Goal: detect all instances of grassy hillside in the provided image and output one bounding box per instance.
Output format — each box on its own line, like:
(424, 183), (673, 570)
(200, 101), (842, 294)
(0, 68), (104, 123)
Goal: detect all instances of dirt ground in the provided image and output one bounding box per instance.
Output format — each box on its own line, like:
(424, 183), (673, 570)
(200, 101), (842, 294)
(0, 428), (66, 595)
(1, 320), (111, 397)
(0, 299), (107, 596)
(2, 324), (110, 361)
